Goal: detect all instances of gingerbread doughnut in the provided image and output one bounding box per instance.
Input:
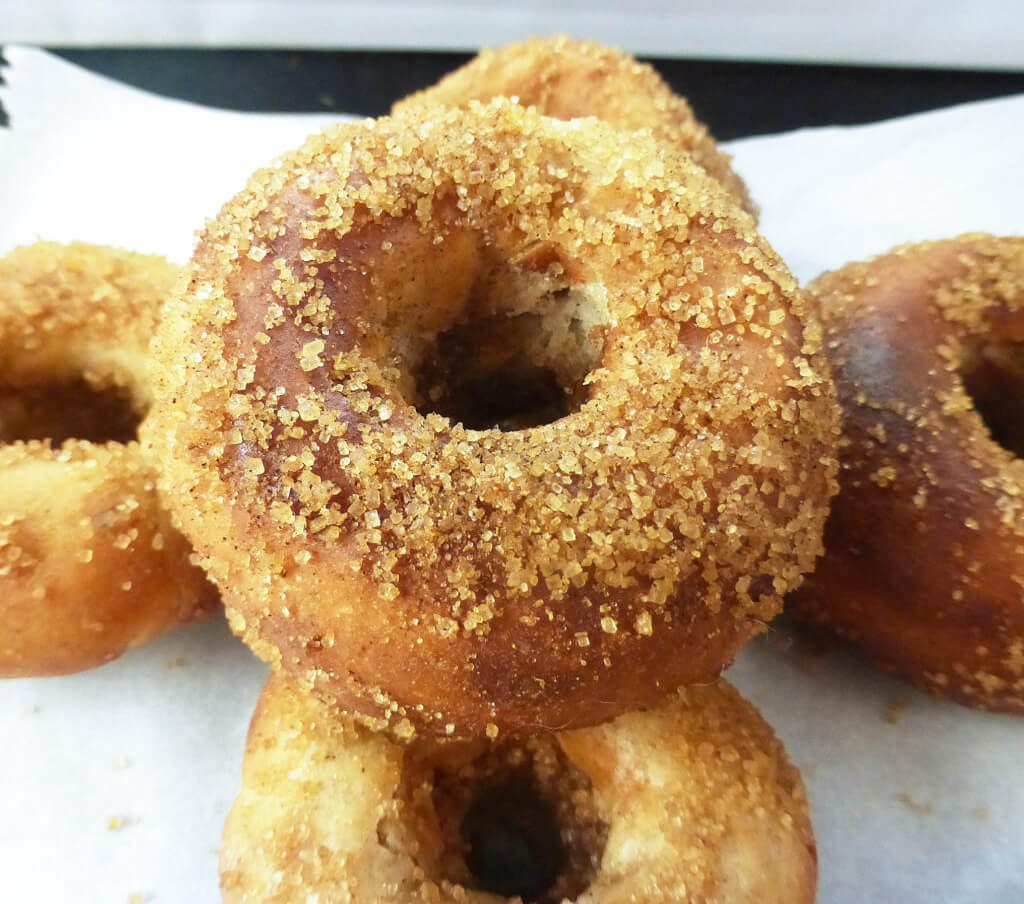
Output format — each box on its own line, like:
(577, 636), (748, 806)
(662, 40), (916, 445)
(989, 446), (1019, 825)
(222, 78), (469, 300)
(0, 242), (216, 676)
(148, 100), (839, 737)
(394, 35), (756, 216)
(789, 234), (1024, 712)
(221, 676), (817, 904)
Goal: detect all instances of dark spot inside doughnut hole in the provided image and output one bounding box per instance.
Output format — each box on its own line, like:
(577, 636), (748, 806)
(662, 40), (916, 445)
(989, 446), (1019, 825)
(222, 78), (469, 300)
(961, 340), (1024, 456)
(0, 378), (141, 445)
(461, 773), (566, 901)
(415, 327), (575, 431)
(418, 739), (607, 904)
(410, 246), (607, 432)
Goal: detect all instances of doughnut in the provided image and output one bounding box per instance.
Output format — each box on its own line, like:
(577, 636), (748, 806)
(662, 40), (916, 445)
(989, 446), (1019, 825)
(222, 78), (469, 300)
(0, 242), (216, 677)
(148, 100), (839, 737)
(394, 35), (756, 217)
(789, 234), (1024, 712)
(221, 676), (817, 903)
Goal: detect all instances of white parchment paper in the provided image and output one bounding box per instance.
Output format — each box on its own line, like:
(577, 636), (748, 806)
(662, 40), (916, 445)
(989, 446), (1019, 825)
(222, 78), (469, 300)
(1, 46), (1022, 904)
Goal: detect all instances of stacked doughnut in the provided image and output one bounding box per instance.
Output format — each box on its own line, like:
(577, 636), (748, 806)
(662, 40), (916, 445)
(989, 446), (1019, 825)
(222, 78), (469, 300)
(0, 242), (216, 676)
(145, 39), (836, 902)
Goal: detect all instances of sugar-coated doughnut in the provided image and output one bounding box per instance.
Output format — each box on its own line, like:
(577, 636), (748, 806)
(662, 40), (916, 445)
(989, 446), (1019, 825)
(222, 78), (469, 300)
(789, 234), (1024, 712)
(148, 100), (839, 737)
(0, 242), (216, 676)
(221, 676), (817, 903)
(394, 35), (756, 216)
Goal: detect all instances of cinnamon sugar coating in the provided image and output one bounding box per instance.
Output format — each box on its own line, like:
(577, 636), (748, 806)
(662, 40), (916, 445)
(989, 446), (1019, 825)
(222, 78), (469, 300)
(0, 242), (217, 676)
(221, 676), (817, 903)
(148, 101), (839, 737)
(394, 35), (756, 217)
(790, 234), (1024, 712)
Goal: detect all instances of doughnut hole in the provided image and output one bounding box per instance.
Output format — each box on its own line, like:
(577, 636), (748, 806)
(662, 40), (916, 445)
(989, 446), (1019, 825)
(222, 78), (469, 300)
(0, 376), (142, 445)
(409, 256), (608, 431)
(366, 229), (610, 432)
(386, 737), (608, 903)
(411, 301), (592, 431)
(460, 776), (565, 900)
(961, 339), (1024, 456)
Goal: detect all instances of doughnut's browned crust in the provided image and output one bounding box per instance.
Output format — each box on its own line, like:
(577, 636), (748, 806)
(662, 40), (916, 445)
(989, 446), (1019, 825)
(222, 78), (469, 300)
(221, 676), (817, 903)
(0, 242), (217, 676)
(147, 100), (839, 737)
(394, 35), (756, 217)
(789, 234), (1024, 712)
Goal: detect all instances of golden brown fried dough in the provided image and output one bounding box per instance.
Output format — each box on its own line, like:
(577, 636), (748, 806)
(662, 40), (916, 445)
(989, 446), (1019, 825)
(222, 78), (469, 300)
(148, 100), (838, 738)
(790, 234), (1024, 712)
(221, 676), (817, 904)
(0, 242), (217, 676)
(395, 35), (756, 216)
